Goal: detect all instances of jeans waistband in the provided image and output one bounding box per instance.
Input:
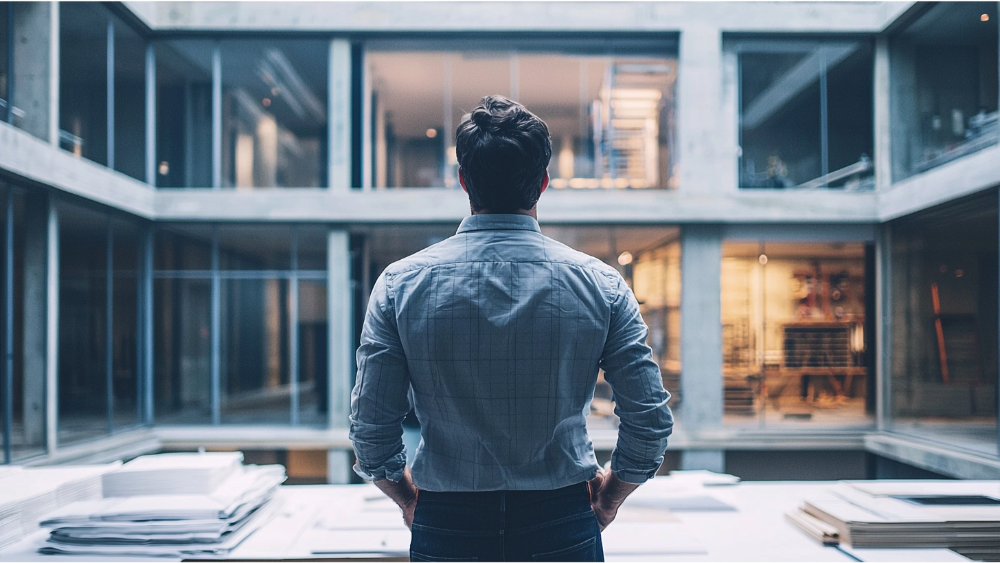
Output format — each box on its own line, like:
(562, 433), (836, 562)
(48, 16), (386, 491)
(418, 481), (590, 505)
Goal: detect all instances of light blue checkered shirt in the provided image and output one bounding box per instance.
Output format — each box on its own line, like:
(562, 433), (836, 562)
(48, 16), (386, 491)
(350, 214), (673, 492)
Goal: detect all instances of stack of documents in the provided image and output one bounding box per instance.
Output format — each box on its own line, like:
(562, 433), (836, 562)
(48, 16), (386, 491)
(37, 453), (285, 558)
(0, 464), (118, 550)
(787, 480), (1000, 554)
(102, 451), (243, 497)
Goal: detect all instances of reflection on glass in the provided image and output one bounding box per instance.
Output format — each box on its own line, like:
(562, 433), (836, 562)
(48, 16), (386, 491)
(155, 41), (213, 188)
(155, 225), (212, 271)
(154, 278), (211, 424)
(739, 41), (873, 189)
(722, 242), (872, 427)
(0, 3), (9, 123)
(632, 241), (682, 408)
(891, 191), (998, 456)
(892, 2), (999, 177)
(58, 206), (108, 445)
(113, 17), (146, 181)
(59, 2), (108, 164)
(221, 40), (328, 188)
(218, 225), (291, 271)
(298, 280), (327, 425)
(368, 47), (677, 189)
(297, 226), (328, 271)
(221, 279), (291, 424)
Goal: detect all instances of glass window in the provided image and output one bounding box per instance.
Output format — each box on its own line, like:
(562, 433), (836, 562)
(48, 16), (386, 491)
(218, 225), (291, 271)
(154, 225), (212, 271)
(221, 40), (328, 188)
(737, 40), (874, 189)
(58, 205), (109, 445)
(368, 41), (677, 190)
(722, 241), (873, 427)
(0, 3), (9, 123)
(298, 280), (327, 425)
(153, 278), (212, 424)
(59, 2), (108, 165)
(112, 219), (140, 429)
(112, 15), (146, 181)
(891, 2), (999, 178)
(155, 40), (213, 188)
(891, 190), (998, 456)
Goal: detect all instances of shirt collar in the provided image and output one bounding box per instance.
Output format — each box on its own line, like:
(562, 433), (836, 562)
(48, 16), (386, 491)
(456, 214), (541, 234)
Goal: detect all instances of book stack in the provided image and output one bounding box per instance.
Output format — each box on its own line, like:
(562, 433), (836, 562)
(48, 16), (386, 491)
(0, 464), (118, 550)
(36, 452), (286, 558)
(787, 480), (1000, 559)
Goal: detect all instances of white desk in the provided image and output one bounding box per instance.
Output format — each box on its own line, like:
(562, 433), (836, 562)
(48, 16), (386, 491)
(1, 480), (971, 562)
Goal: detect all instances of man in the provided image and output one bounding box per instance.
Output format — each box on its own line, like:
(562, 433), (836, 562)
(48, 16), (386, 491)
(350, 95), (673, 562)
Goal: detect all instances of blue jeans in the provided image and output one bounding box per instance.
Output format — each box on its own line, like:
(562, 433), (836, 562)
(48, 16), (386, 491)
(409, 482), (604, 562)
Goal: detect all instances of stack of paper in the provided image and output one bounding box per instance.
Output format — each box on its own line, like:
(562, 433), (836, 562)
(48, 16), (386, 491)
(102, 451), (243, 497)
(787, 480), (1000, 554)
(0, 464), (118, 550)
(36, 455), (286, 558)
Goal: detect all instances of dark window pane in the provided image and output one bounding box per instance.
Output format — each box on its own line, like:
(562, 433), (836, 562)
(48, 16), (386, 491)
(826, 43), (874, 182)
(297, 226), (327, 271)
(154, 278), (211, 424)
(220, 278), (291, 424)
(154, 225), (212, 271)
(891, 191), (998, 456)
(112, 220), (140, 429)
(298, 280), (327, 425)
(59, 2), (108, 165)
(0, 2), (9, 123)
(892, 2), (999, 178)
(221, 40), (328, 188)
(113, 17), (146, 181)
(155, 40), (213, 188)
(218, 225), (292, 271)
(58, 204), (109, 445)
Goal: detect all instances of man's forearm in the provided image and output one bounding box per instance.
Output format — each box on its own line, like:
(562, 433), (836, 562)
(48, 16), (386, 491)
(372, 466), (419, 528)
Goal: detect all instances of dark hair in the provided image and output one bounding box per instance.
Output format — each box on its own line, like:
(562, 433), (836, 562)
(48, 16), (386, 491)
(455, 95), (552, 213)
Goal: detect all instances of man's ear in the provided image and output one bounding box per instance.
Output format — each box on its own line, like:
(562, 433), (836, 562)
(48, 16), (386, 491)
(459, 168), (468, 194)
(540, 171), (549, 194)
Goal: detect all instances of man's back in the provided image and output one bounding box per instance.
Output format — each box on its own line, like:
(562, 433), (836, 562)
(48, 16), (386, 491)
(385, 214), (621, 491)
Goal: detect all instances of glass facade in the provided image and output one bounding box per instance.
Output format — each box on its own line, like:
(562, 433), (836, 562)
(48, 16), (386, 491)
(367, 41), (678, 190)
(221, 40), (328, 189)
(0, 2), (9, 124)
(891, 2), (1000, 179)
(154, 225), (328, 426)
(722, 242), (873, 427)
(890, 191), (999, 456)
(155, 40), (214, 188)
(737, 39), (874, 189)
(58, 204), (144, 445)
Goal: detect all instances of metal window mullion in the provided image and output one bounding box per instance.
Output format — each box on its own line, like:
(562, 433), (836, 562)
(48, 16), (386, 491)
(289, 230), (299, 425)
(145, 44), (156, 186)
(107, 19), (115, 170)
(135, 228), (143, 425)
(819, 51), (829, 180)
(210, 230), (220, 424)
(143, 228), (153, 424)
(212, 43), (222, 189)
(3, 190), (14, 463)
(105, 223), (114, 434)
(6, 3), (14, 125)
(442, 55), (452, 189)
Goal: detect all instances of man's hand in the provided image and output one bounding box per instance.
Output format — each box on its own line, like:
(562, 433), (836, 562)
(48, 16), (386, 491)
(588, 465), (639, 531)
(370, 465), (419, 529)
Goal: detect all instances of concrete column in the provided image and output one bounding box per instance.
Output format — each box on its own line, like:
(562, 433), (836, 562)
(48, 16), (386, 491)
(329, 40), (352, 190)
(680, 224), (724, 431)
(873, 36), (892, 191)
(327, 229), (352, 483)
(875, 224), (893, 431)
(21, 193), (48, 448)
(676, 26), (729, 193)
(45, 203), (58, 453)
(11, 2), (53, 141)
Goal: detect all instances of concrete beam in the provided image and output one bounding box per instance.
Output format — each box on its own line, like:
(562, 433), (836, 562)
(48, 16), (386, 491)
(878, 144), (1000, 222)
(0, 122), (156, 218)
(153, 188), (879, 224)
(864, 433), (1000, 480)
(121, 2), (908, 33)
(679, 225), (723, 431)
(21, 193), (48, 449)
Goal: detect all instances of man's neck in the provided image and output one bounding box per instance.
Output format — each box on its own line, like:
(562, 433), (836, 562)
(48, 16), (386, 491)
(470, 207), (538, 220)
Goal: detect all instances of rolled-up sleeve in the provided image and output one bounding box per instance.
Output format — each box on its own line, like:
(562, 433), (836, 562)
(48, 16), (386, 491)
(599, 274), (674, 484)
(349, 273), (411, 482)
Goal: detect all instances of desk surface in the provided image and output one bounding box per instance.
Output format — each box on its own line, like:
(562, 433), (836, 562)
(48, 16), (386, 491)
(1, 480), (971, 562)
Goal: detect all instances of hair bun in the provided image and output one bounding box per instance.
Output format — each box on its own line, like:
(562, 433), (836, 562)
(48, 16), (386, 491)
(471, 107), (492, 130)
